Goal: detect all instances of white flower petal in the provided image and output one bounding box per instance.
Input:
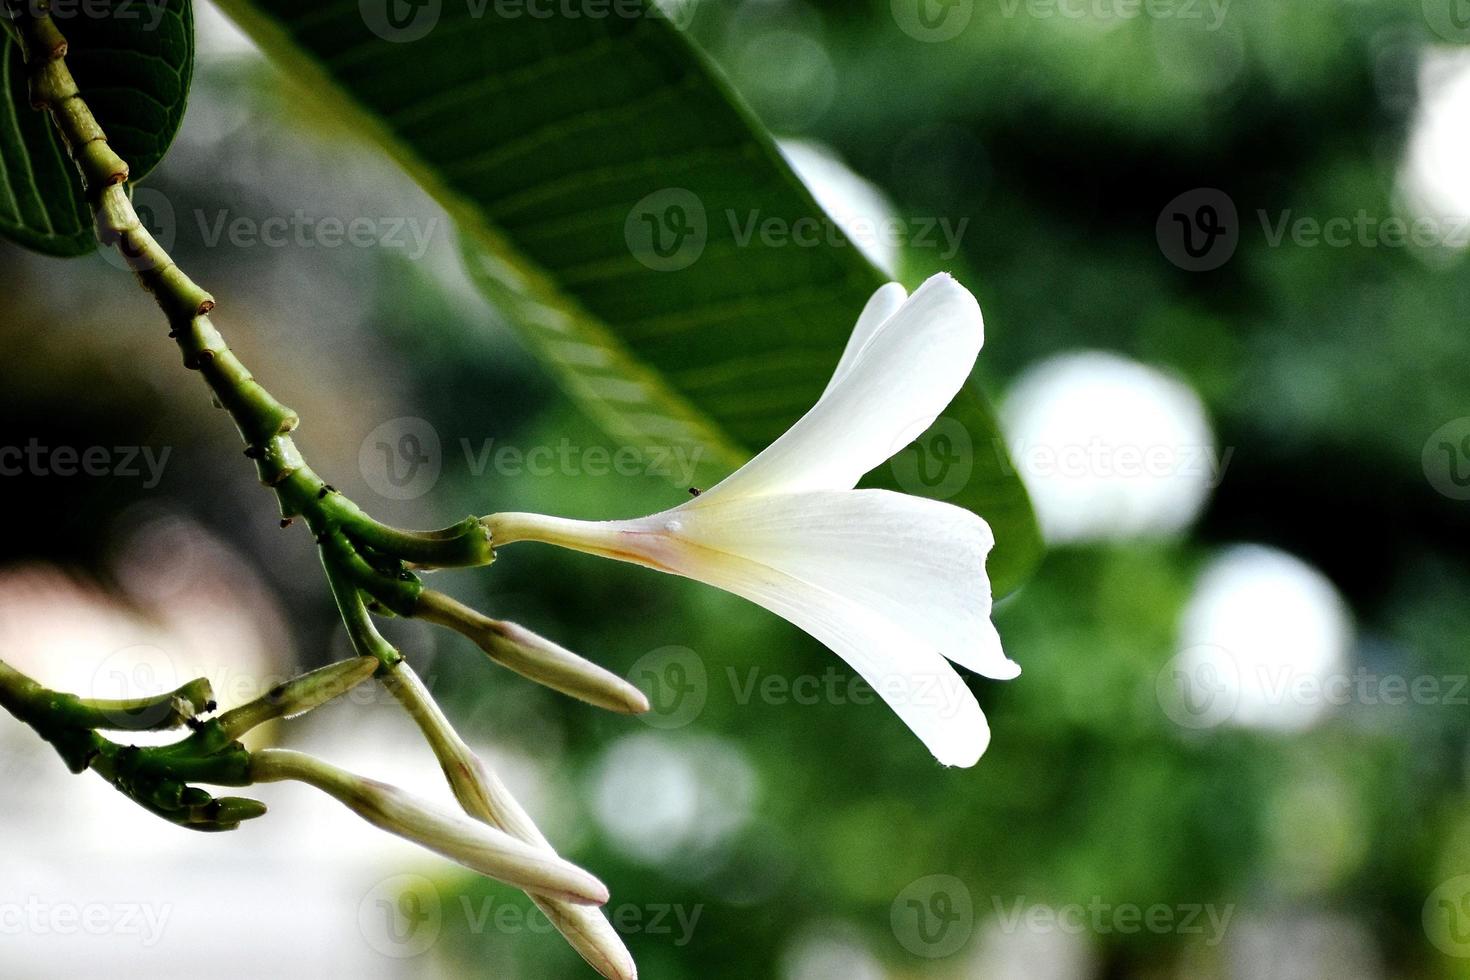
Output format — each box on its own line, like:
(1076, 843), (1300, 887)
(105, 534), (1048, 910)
(668, 490), (1018, 680)
(819, 281), (908, 398)
(703, 273), (984, 499)
(671, 548), (991, 767)
(488, 514), (993, 764)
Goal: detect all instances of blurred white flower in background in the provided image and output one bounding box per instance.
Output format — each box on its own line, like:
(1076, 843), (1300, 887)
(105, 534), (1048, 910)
(1225, 911), (1384, 980)
(1002, 350), (1220, 544)
(589, 732), (757, 869)
(780, 922), (888, 980)
(1397, 46), (1470, 255)
(1175, 544), (1353, 733)
(966, 915), (1098, 980)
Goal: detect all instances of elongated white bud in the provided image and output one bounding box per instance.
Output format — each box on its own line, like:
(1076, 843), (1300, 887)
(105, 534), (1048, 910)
(417, 590), (648, 715)
(383, 664), (638, 980)
(253, 749), (608, 906)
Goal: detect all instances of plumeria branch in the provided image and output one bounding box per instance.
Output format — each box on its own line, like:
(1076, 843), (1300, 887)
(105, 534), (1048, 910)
(3, 5), (639, 972)
(0, 656), (379, 831)
(3, 4), (494, 677)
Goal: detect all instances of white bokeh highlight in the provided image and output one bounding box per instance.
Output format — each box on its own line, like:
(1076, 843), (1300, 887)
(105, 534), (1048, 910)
(1002, 351), (1221, 544)
(1397, 46), (1470, 254)
(1176, 545), (1354, 733)
(589, 733), (758, 867)
(780, 923), (888, 980)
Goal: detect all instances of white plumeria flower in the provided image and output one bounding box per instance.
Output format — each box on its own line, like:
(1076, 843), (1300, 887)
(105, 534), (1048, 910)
(486, 274), (1017, 767)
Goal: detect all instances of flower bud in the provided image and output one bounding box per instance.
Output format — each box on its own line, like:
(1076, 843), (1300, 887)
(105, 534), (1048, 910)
(417, 591), (648, 715)
(382, 664), (636, 979)
(253, 749), (608, 906)
(216, 657), (379, 740)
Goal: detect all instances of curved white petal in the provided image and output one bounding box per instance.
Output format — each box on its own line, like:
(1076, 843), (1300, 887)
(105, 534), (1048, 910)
(671, 490), (1019, 680)
(668, 548), (991, 767)
(484, 506), (997, 766)
(702, 273), (984, 499)
(820, 281), (908, 398)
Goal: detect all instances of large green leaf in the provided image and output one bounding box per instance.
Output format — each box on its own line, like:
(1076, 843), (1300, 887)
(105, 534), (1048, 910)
(0, 0), (193, 256)
(212, 0), (1043, 594)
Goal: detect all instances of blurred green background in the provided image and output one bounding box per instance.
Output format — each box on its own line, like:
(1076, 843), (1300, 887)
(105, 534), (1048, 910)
(2, 0), (1469, 977)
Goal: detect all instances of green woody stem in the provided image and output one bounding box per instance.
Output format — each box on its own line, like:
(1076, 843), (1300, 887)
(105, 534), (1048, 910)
(5, 4), (492, 647)
(0, 658), (265, 832)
